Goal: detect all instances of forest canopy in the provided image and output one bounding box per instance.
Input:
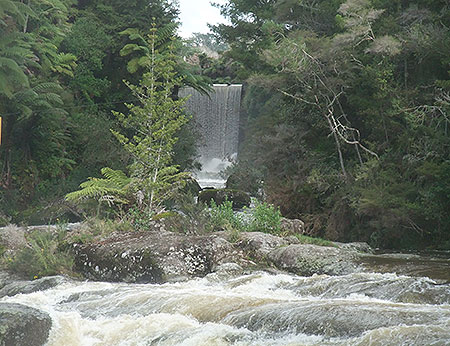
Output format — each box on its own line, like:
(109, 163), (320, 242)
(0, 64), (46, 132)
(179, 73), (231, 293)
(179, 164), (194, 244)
(0, 0), (449, 250)
(210, 0), (450, 249)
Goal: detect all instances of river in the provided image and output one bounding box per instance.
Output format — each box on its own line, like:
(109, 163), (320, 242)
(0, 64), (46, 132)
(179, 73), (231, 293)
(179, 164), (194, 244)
(1, 251), (449, 346)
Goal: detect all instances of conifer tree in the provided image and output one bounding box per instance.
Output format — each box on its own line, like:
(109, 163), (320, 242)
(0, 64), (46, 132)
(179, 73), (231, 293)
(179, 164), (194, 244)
(112, 26), (190, 214)
(67, 27), (190, 216)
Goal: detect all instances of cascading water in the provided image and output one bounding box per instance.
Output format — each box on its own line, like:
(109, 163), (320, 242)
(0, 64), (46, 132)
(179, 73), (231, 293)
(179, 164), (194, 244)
(179, 84), (242, 188)
(2, 265), (450, 345)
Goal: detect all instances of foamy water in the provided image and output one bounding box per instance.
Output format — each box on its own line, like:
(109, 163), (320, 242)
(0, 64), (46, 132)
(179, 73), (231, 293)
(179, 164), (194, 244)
(2, 270), (450, 345)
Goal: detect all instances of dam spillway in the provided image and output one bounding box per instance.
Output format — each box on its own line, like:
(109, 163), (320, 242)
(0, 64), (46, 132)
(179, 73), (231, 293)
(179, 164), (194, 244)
(179, 84), (242, 163)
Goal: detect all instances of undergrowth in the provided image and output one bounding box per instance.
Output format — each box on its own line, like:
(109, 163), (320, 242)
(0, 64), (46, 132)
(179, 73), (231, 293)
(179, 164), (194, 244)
(7, 229), (76, 279)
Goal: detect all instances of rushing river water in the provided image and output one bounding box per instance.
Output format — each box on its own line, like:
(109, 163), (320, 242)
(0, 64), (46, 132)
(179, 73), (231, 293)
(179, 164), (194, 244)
(2, 254), (450, 345)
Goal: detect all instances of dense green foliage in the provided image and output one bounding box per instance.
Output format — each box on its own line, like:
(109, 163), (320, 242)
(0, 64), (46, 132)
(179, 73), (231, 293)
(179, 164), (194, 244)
(7, 229), (75, 279)
(213, 0), (450, 249)
(0, 0), (200, 224)
(1, 0), (448, 250)
(67, 30), (190, 216)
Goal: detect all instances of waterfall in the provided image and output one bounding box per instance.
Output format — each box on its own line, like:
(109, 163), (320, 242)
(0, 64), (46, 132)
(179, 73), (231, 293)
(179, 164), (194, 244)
(179, 84), (242, 188)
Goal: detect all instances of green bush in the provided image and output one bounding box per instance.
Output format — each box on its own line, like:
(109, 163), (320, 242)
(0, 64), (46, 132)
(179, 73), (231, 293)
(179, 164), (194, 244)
(126, 207), (154, 231)
(163, 196), (212, 235)
(8, 230), (75, 279)
(209, 200), (245, 232)
(198, 189), (251, 209)
(247, 201), (282, 234)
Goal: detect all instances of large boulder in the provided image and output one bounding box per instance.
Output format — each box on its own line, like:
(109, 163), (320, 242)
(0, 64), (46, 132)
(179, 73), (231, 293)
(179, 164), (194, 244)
(268, 244), (360, 276)
(0, 303), (52, 346)
(0, 223), (82, 257)
(234, 232), (363, 276)
(198, 189), (251, 209)
(73, 230), (245, 283)
(182, 178), (202, 196)
(72, 228), (368, 283)
(237, 232), (290, 260)
(0, 225), (27, 256)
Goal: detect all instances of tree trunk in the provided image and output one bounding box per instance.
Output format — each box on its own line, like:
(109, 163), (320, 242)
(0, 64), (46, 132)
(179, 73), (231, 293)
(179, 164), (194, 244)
(326, 116), (348, 181)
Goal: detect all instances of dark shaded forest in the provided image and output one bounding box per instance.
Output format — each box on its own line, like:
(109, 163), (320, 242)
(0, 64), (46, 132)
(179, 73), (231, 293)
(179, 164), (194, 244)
(1, 0), (449, 250)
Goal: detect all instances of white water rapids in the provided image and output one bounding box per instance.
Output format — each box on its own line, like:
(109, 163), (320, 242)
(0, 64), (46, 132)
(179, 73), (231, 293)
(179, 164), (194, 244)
(2, 269), (450, 345)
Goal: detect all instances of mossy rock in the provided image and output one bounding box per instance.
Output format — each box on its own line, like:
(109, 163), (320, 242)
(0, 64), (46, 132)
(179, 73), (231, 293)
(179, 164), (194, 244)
(198, 189), (251, 209)
(182, 178), (202, 196)
(0, 303), (52, 346)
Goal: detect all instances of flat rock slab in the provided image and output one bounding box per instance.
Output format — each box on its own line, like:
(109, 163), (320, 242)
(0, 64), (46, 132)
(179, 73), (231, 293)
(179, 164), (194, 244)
(268, 244), (360, 276)
(73, 229), (369, 282)
(73, 231), (244, 283)
(0, 303), (51, 346)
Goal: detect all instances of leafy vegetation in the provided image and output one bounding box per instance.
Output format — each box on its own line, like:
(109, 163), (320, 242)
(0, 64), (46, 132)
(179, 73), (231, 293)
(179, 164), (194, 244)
(0, 0), (448, 251)
(7, 229), (75, 279)
(0, 0), (199, 225)
(66, 27), (190, 218)
(211, 0), (450, 249)
(207, 199), (282, 237)
(294, 235), (335, 248)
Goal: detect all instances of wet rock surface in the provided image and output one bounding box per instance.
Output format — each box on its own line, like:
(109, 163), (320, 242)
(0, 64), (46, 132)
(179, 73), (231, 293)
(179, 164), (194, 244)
(280, 218), (305, 236)
(223, 299), (450, 338)
(1, 221), (375, 284)
(73, 230), (246, 283)
(72, 228), (369, 282)
(0, 303), (52, 346)
(0, 275), (69, 299)
(268, 243), (360, 276)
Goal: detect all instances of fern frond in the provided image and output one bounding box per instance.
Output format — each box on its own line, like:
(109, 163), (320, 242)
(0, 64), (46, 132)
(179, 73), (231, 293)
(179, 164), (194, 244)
(127, 57), (141, 74)
(32, 82), (63, 93)
(39, 92), (63, 105)
(120, 43), (149, 57)
(100, 167), (131, 188)
(65, 168), (132, 205)
(155, 22), (179, 46)
(119, 28), (147, 44)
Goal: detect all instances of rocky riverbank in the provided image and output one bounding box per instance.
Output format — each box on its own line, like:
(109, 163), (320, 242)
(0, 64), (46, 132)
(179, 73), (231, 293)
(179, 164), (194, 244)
(0, 221), (373, 284)
(2, 221), (450, 346)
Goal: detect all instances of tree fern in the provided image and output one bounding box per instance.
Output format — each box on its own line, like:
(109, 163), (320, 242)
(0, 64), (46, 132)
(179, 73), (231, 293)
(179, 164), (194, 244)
(66, 168), (132, 206)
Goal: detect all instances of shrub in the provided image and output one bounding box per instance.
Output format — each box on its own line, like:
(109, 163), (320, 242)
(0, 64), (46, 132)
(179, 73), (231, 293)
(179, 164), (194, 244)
(247, 201), (282, 234)
(126, 207), (154, 231)
(198, 189), (251, 209)
(209, 200), (245, 232)
(8, 230), (75, 279)
(163, 196), (212, 235)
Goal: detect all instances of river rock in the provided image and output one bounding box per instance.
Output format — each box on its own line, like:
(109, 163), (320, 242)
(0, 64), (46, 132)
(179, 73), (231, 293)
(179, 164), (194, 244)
(73, 230), (245, 283)
(0, 223), (83, 257)
(73, 228), (367, 282)
(334, 241), (373, 254)
(0, 275), (69, 299)
(268, 244), (360, 276)
(0, 225), (27, 254)
(0, 303), (52, 346)
(280, 218), (305, 235)
(237, 232), (289, 260)
(182, 178), (202, 196)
